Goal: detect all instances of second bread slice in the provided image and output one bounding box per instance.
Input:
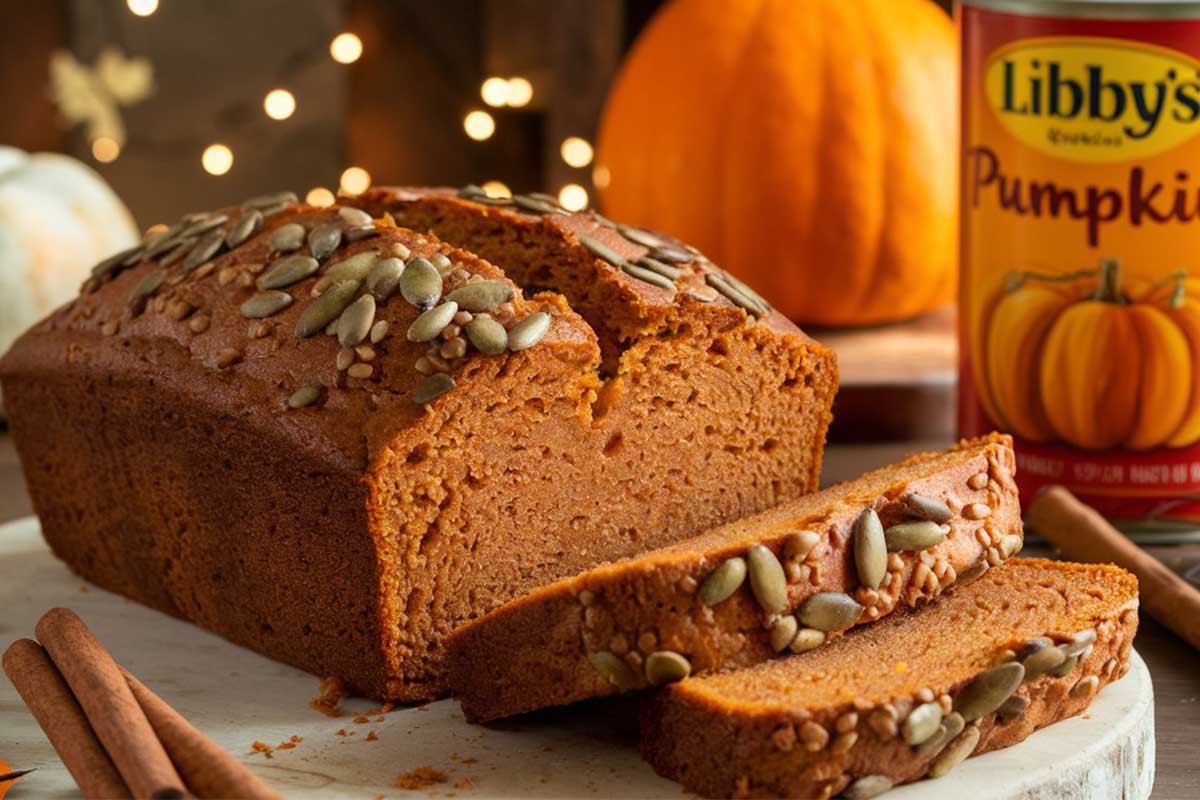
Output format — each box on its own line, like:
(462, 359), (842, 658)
(446, 434), (1021, 721)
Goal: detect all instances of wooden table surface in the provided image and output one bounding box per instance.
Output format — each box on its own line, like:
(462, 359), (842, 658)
(2, 432), (1197, 798)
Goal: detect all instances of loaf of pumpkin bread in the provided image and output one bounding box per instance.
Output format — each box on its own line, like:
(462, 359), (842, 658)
(642, 559), (1139, 799)
(445, 434), (1020, 721)
(0, 188), (836, 701)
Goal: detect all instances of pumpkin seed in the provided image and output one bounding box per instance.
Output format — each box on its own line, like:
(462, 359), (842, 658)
(644, 651), (691, 686)
(902, 702), (944, 746)
(727, 273), (768, 309)
(288, 385), (321, 409)
(903, 492), (954, 523)
(928, 726), (980, 779)
(128, 270), (166, 315)
(180, 213), (228, 238)
(513, 194), (565, 215)
(635, 255), (683, 281)
(295, 280), (360, 338)
(527, 191), (563, 207)
(121, 245), (148, 266)
(997, 694), (1029, 719)
(507, 312), (551, 351)
(370, 319), (389, 343)
(337, 294), (376, 347)
(621, 262), (675, 290)
(327, 251), (380, 284)
(650, 245), (694, 264)
(413, 372), (456, 404)
(466, 315), (509, 354)
(1063, 629), (1097, 658)
(579, 234), (627, 267)
(853, 508), (887, 589)
(844, 775), (893, 800)
(617, 224), (665, 249)
(259, 255), (319, 290)
(269, 223), (307, 252)
(91, 246), (141, 278)
(241, 290), (293, 318)
(446, 280), (513, 312)
(308, 222), (343, 260)
(244, 190), (297, 210)
(458, 184), (485, 199)
(917, 712), (964, 757)
(182, 230), (225, 272)
(399, 257), (443, 308)
(366, 257), (405, 300)
(338, 207), (372, 226)
(408, 301), (459, 343)
(797, 592), (863, 632)
(769, 616), (799, 653)
(1051, 654), (1080, 677)
(1070, 675), (1099, 698)
(705, 272), (765, 316)
(1000, 534), (1023, 558)
(697, 557), (747, 606)
(344, 223), (379, 242)
(1021, 638), (1066, 680)
(884, 520), (947, 552)
(746, 544), (788, 614)
(431, 253), (453, 273)
(144, 227), (184, 258)
(589, 651), (639, 692)
(955, 662), (1025, 722)
(160, 239), (194, 267)
(789, 628), (825, 653)
(225, 209), (263, 248)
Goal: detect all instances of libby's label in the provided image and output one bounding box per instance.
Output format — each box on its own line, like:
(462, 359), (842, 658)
(958, 6), (1200, 530)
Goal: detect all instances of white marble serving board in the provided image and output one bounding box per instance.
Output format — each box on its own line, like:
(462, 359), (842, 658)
(0, 517), (1155, 799)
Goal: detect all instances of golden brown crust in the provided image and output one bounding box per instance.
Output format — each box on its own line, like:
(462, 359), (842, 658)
(640, 559), (1139, 799)
(445, 435), (1021, 722)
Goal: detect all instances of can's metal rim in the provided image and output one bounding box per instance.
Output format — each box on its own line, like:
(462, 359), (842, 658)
(959, 0), (1200, 19)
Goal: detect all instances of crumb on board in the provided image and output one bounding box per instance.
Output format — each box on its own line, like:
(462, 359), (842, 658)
(251, 740), (273, 758)
(337, 728), (349, 737)
(309, 676), (351, 717)
(364, 702), (395, 715)
(366, 730), (379, 741)
(354, 715), (370, 724)
(454, 777), (475, 790)
(394, 766), (448, 790)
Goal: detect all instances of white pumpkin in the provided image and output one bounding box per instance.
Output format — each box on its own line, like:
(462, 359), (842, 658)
(0, 147), (138, 411)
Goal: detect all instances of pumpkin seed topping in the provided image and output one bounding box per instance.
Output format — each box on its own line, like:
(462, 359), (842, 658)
(617, 224), (665, 249)
(705, 272), (766, 316)
(746, 544), (788, 614)
(466, 315), (509, 354)
(903, 493), (954, 523)
(182, 230), (225, 272)
(844, 775), (893, 800)
(1020, 638), (1065, 680)
(243, 190), (297, 210)
(916, 711), (964, 757)
(789, 628), (825, 653)
(635, 255), (684, 281)
(288, 385), (321, 409)
(366, 257), (405, 300)
(797, 592), (864, 632)
(337, 294), (376, 347)
(1070, 675), (1099, 698)
(589, 651), (639, 692)
(308, 222), (344, 260)
(458, 184), (485, 199)
(955, 662), (1024, 721)
(408, 301), (459, 343)
(696, 557), (747, 606)
(295, 280), (359, 338)
(997, 694), (1030, 719)
(91, 246), (141, 278)
(225, 209), (263, 248)
(579, 234), (627, 268)
(507, 312), (551, 351)
(338, 206), (373, 226)
(902, 701), (944, 746)
(258, 255), (319, 290)
(621, 262), (675, 290)
(650, 245), (694, 264)
(769, 616), (799, 653)
(513, 194), (566, 216)
(1050, 654), (1079, 677)
(644, 651), (691, 686)
(240, 291), (293, 319)
(269, 222), (307, 253)
(884, 520), (947, 552)
(413, 372), (455, 404)
(327, 251), (380, 283)
(144, 227), (184, 259)
(446, 280), (514, 312)
(399, 257), (443, 308)
(344, 223), (379, 242)
(347, 363), (373, 380)
(128, 271), (166, 315)
(1062, 629), (1097, 658)
(180, 213), (228, 238)
(370, 319), (390, 343)
(159, 239), (194, 268)
(928, 726), (980, 779)
(853, 508), (887, 589)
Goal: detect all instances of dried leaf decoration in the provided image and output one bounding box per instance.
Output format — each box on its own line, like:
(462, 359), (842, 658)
(49, 47), (154, 147)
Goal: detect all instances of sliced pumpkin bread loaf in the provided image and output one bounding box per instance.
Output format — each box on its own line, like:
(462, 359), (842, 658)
(641, 558), (1139, 799)
(1, 189), (835, 702)
(445, 434), (1021, 721)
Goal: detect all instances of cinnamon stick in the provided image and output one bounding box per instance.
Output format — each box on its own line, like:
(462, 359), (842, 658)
(121, 668), (282, 800)
(1027, 485), (1200, 649)
(34, 608), (188, 799)
(2, 638), (131, 799)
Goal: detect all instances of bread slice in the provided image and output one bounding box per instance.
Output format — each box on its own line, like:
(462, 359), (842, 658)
(641, 558), (1139, 799)
(445, 434), (1020, 721)
(0, 190), (835, 702)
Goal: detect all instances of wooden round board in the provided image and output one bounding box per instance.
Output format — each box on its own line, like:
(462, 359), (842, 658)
(0, 517), (1154, 799)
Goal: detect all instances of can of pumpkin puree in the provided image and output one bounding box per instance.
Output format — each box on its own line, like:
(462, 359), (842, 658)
(959, 0), (1200, 539)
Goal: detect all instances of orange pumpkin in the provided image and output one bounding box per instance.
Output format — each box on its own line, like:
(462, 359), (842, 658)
(977, 260), (1200, 451)
(595, 0), (957, 326)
